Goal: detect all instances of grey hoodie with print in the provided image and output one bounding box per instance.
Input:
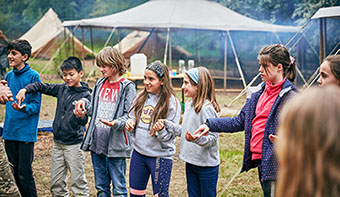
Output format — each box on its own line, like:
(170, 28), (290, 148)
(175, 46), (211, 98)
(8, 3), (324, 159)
(129, 93), (181, 159)
(164, 100), (220, 167)
(80, 77), (136, 158)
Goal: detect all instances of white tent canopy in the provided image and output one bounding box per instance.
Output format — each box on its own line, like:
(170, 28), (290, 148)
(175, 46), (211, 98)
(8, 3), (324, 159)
(311, 6), (340, 19)
(21, 8), (94, 59)
(63, 0), (298, 32)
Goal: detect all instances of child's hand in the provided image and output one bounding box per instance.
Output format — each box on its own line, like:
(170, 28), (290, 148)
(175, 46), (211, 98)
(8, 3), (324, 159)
(269, 134), (279, 144)
(0, 83), (13, 103)
(193, 124), (210, 137)
(73, 100), (86, 118)
(185, 130), (199, 141)
(152, 119), (165, 132)
(16, 89), (26, 105)
(125, 119), (136, 132)
(99, 119), (115, 127)
(11, 101), (26, 110)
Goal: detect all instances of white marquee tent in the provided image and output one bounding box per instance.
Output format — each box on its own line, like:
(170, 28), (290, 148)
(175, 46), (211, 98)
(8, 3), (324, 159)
(63, 0), (300, 88)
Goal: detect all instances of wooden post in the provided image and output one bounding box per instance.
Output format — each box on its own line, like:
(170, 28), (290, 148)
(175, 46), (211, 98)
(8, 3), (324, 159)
(223, 31), (227, 90)
(90, 27), (95, 67)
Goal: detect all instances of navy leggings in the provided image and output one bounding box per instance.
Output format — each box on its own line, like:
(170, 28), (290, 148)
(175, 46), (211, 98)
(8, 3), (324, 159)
(129, 150), (172, 197)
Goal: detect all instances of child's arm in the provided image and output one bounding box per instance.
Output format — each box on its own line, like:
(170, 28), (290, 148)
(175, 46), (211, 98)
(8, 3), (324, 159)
(186, 105), (219, 148)
(16, 82), (61, 105)
(156, 97), (181, 142)
(195, 101), (249, 135)
(156, 119), (182, 137)
(12, 74), (41, 115)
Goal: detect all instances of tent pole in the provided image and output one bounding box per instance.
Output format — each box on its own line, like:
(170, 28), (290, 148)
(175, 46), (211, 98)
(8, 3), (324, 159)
(40, 25), (79, 74)
(81, 27), (85, 66)
(169, 28), (172, 69)
(195, 30), (200, 66)
(118, 28), (121, 53)
(72, 27), (75, 57)
(273, 32), (282, 44)
(163, 28), (170, 65)
(285, 19), (312, 47)
(90, 27), (95, 67)
(223, 31), (227, 90)
(104, 27), (116, 47)
(137, 28), (155, 53)
(319, 18), (325, 64)
(227, 31), (247, 88)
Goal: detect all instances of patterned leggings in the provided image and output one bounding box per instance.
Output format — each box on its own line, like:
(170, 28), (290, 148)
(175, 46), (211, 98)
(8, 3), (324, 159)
(129, 150), (172, 197)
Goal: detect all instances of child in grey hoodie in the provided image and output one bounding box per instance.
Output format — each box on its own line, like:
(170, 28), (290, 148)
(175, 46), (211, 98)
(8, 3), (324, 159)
(153, 67), (220, 197)
(125, 61), (181, 197)
(74, 47), (136, 197)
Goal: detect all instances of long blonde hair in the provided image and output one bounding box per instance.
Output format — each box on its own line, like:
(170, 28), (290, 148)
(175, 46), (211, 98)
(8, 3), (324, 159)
(189, 67), (220, 113)
(130, 61), (176, 127)
(276, 86), (340, 197)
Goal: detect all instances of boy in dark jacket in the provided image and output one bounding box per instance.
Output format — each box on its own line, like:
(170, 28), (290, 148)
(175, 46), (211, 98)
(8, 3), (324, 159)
(16, 57), (91, 196)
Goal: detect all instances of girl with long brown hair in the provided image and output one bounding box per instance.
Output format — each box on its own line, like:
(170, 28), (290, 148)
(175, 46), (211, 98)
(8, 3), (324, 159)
(153, 67), (220, 196)
(125, 61), (181, 197)
(276, 86), (340, 197)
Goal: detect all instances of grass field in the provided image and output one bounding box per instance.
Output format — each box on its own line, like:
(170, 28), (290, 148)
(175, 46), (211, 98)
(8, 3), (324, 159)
(0, 59), (263, 196)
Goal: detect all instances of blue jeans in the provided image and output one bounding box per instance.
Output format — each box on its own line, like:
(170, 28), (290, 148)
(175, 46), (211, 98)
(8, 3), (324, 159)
(185, 162), (219, 197)
(91, 152), (127, 197)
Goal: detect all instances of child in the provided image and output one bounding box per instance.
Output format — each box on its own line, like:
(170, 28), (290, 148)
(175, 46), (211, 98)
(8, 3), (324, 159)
(2, 39), (41, 197)
(153, 67), (221, 196)
(276, 86), (340, 196)
(0, 80), (20, 196)
(125, 61), (181, 197)
(317, 54), (340, 87)
(195, 44), (297, 197)
(15, 56), (90, 196)
(74, 47), (136, 196)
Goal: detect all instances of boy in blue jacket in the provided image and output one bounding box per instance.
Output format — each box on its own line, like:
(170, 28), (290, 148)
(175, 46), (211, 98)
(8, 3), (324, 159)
(16, 57), (91, 196)
(3, 39), (41, 197)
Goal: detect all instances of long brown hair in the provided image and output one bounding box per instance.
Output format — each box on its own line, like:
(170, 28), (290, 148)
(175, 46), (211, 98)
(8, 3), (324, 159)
(258, 44), (296, 82)
(276, 86), (340, 197)
(189, 67), (220, 113)
(130, 61), (176, 127)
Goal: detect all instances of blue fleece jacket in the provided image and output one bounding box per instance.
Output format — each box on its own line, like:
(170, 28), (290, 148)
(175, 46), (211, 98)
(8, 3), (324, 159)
(3, 63), (41, 142)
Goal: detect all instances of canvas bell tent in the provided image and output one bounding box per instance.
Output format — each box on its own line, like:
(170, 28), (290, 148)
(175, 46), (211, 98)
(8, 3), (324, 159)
(20, 8), (94, 59)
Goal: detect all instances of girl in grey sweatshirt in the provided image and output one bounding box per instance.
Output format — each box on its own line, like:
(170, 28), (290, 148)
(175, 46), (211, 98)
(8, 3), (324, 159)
(153, 67), (220, 197)
(125, 61), (181, 197)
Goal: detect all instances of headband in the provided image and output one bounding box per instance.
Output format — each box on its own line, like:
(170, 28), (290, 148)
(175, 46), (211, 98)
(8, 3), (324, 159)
(146, 62), (164, 79)
(186, 68), (199, 84)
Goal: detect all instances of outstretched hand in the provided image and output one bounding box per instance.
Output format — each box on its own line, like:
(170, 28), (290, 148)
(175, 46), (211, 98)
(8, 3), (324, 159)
(125, 119), (136, 132)
(185, 130), (199, 141)
(16, 89), (26, 106)
(11, 101), (26, 110)
(193, 124), (210, 137)
(99, 119), (115, 127)
(0, 81), (13, 103)
(73, 100), (87, 118)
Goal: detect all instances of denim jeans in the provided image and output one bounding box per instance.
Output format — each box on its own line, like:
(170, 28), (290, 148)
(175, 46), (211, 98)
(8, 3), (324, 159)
(185, 162), (219, 197)
(91, 152), (127, 197)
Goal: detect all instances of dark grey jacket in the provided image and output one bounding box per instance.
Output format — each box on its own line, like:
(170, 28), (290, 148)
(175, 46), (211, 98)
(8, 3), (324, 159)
(80, 77), (136, 158)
